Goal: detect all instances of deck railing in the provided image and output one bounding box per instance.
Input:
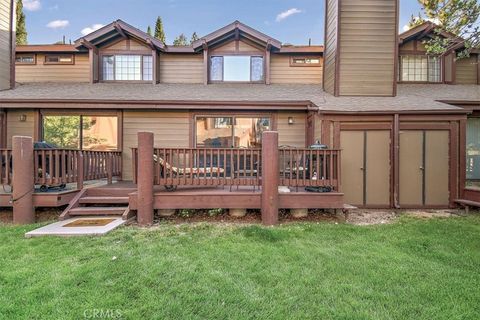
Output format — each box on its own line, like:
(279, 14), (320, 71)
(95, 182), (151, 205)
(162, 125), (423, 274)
(0, 148), (122, 187)
(132, 147), (341, 191)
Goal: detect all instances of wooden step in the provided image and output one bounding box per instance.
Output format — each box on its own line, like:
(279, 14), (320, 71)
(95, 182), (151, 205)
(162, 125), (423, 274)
(68, 207), (128, 216)
(79, 196), (129, 204)
(454, 199), (480, 207)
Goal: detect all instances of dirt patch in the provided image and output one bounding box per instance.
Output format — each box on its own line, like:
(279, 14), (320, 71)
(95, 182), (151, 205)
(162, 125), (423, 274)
(0, 207), (64, 224)
(403, 209), (463, 219)
(346, 210), (398, 226)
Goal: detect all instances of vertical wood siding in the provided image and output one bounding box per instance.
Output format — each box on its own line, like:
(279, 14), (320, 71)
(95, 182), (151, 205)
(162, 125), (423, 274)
(455, 55), (478, 85)
(0, 0), (12, 90)
(15, 54), (90, 83)
(6, 110), (35, 148)
(270, 55), (323, 84)
(159, 54), (203, 83)
(338, 0), (397, 96)
(277, 112), (306, 148)
(122, 111), (191, 180)
(323, 0), (338, 95)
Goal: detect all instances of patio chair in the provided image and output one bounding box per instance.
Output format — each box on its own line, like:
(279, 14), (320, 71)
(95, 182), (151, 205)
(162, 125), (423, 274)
(153, 154), (225, 191)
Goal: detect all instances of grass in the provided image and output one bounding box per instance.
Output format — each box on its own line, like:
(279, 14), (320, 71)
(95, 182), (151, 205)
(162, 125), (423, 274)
(0, 216), (479, 319)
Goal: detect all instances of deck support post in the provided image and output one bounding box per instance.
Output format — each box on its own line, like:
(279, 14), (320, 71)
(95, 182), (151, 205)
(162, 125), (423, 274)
(107, 152), (113, 184)
(12, 136), (35, 224)
(137, 132), (154, 226)
(261, 131), (279, 225)
(77, 151), (84, 190)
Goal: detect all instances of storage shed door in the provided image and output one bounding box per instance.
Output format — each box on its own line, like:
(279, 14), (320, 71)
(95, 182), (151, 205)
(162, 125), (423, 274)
(340, 130), (390, 207)
(399, 130), (449, 207)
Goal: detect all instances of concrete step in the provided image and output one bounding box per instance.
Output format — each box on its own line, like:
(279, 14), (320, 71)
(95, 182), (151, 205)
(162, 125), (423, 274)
(79, 196), (129, 204)
(69, 207), (128, 216)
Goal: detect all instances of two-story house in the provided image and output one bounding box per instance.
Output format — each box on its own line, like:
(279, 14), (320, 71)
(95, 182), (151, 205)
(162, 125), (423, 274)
(0, 0), (479, 225)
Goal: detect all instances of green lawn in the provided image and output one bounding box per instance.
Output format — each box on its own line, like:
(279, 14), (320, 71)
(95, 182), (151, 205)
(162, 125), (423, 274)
(1, 216), (479, 320)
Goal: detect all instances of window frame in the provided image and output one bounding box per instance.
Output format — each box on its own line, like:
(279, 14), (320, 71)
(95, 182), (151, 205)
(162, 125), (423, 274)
(44, 54), (75, 65)
(289, 56), (322, 67)
(39, 110), (122, 151)
(193, 113), (275, 148)
(15, 53), (37, 65)
(466, 115), (480, 188)
(398, 54), (443, 83)
(100, 54), (153, 82)
(208, 54), (265, 84)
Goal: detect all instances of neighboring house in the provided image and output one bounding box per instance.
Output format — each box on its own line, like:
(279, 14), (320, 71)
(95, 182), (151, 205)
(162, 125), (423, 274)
(0, 0), (479, 223)
(0, 0), (15, 91)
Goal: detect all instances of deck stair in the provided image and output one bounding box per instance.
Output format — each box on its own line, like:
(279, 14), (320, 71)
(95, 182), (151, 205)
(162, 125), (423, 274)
(454, 199), (480, 214)
(60, 188), (135, 221)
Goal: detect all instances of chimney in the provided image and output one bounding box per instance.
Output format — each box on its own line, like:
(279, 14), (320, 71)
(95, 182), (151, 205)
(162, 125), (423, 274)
(323, 0), (399, 97)
(0, 0), (15, 90)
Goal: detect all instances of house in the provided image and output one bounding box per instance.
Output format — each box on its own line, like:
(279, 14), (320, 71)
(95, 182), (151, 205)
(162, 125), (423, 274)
(0, 0), (479, 225)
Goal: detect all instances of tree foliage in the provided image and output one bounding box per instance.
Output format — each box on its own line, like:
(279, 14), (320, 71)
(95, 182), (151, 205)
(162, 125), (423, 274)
(147, 25), (152, 36)
(190, 32), (199, 44)
(154, 17), (166, 44)
(173, 33), (188, 46)
(407, 13), (427, 29)
(418, 0), (480, 57)
(16, 0), (27, 45)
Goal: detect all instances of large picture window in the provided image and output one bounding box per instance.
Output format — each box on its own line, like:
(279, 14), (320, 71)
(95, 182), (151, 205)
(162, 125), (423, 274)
(101, 55), (153, 81)
(209, 56), (264, 82)
(467, 118), (480, 189)
(399, 55), (442, 82)
(42, 115), (118, 150)
(196, 116), (270, 148)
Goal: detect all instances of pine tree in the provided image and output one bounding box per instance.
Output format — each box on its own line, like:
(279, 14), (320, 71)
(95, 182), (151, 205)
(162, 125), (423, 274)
(173, 34), (188, 46)
(16, 0), (27, 45)
(407, 13), (427, 29)
(147, 26), (152, 36)
(154, 17), (166, 44)
(190, 32), (199, 44)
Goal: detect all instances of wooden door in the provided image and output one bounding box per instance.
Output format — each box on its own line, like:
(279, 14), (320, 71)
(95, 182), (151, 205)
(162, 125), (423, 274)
(341, 130), (391, 207)
(399, 130), (449, 207)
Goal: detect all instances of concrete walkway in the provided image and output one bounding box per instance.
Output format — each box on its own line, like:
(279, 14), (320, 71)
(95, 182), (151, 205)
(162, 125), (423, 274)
(25, 217), (126, 238)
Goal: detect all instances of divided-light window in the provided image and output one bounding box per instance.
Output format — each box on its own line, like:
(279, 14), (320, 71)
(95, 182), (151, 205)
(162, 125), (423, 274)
(399, 55), (442, 83)
(210, 56), (264, 82)
(102, 55), (153, 81)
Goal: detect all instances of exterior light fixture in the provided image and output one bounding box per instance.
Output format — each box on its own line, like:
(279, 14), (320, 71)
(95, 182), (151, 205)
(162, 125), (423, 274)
(288, 117), (294, 125)
(19, 114), (27, 122)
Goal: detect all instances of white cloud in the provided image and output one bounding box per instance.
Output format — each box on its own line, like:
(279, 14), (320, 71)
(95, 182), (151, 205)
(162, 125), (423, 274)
(46, 20), (69, 29)
(81, 24), (105, 36)
(276, 8), (302, 22)
(23, 0), (41, 11)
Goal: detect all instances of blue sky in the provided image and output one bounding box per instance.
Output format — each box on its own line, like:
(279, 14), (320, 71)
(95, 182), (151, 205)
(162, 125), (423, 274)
(22, 0), (423, 45)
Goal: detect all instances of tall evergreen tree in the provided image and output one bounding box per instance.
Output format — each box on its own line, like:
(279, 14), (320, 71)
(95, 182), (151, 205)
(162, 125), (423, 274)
(147, 25), (152, 36)
(190, 32), (199, 44)
(154, 17), (166, 44)
(16, 0), (27, 45)
(173, 33), (188, 46)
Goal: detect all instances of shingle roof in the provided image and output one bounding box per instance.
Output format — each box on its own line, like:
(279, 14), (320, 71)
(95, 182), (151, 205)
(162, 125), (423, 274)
(0, 83), (476, 113)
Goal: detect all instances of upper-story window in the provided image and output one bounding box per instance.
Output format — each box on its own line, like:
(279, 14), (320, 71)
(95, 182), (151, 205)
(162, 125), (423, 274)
(44, 54), (74, 65)
(210, 56), (264, 82)
(290, 57), (321, 66)
(15, 54), (36, 64)
(399, 55), (441, 83)
(102, 55), (153, 81)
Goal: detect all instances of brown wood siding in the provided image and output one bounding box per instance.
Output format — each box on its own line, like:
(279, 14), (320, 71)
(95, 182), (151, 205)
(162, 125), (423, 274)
(0, 0), (13, 90)
(338, 0), (397, 96)
(277, 112), (306, 148)
(6, 110), (35, 148)
(455, 55), (478, 84)
(103, 39), (150, 51)
(15, 53), (90, 83)
(210, 40), (263, 54)
(270, 55), (323, 84)
(159, 54), (203, 84)
(323, 0), (338, 95)
(122, 111), (190, 180)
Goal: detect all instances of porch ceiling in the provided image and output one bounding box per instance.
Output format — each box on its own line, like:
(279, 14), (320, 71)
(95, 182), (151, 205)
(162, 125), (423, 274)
(0, 83), (476, 113)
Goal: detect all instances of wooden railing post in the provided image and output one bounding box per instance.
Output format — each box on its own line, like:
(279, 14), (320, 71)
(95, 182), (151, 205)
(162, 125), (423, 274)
(137, 132), (154, 226)
(261, 131), (279, 225)
(12, 136), (35, 224)
(77, 151), (84, 190)
(107, 152), (113, 184)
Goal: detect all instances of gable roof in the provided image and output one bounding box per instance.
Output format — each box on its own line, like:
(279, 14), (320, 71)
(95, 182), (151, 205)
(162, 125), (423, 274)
(74, 20), (165, 51)
(398, 21), (461, 45)
(191, 20), (282, 51)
